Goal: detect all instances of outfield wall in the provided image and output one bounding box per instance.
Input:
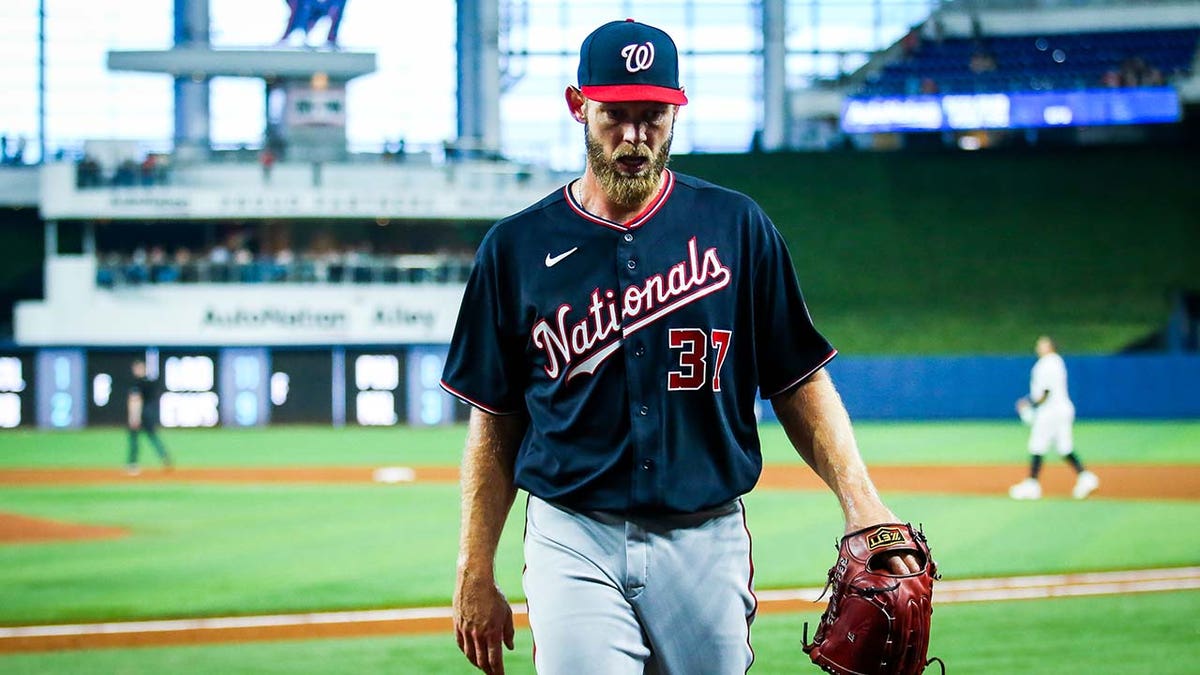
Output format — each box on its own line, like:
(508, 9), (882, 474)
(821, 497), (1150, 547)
(820, 354), (1200, 421)
(1, 346), (1197, 429)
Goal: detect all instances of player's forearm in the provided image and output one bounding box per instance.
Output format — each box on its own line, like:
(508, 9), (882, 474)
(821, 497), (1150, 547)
(457, 409), (525, 579)
(770, 371), (894, 530)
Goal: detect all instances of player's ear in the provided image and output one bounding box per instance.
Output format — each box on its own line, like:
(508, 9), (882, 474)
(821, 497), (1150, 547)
(565, 86), (588, 124)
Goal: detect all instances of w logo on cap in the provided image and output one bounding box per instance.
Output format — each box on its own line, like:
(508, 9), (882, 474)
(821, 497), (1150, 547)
(621, 42), (656, 73)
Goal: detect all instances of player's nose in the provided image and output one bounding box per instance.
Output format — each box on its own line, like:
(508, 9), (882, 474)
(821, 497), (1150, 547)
(620, 121), (648, 145)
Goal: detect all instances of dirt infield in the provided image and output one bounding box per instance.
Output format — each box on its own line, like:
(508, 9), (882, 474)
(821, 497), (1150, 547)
(0, 463), (1196, 500)
(0, 513), (128, 544)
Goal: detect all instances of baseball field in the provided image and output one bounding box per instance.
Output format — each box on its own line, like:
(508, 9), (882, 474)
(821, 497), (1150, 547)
(0, 420), (1197, 674)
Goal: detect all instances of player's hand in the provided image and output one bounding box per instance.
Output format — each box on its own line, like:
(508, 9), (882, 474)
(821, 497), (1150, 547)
(453, 571), (515, 675)
(879, 551), (922, 575)
(845, 513), (922, 575)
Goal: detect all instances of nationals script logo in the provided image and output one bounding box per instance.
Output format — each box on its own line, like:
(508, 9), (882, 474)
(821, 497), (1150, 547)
(532, 237), (730, 381)
(621, 41), (655, 73)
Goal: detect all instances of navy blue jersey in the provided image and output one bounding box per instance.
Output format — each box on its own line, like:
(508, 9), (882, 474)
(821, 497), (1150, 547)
(441, 171), (834, 514)
(130, 376), (162, 423)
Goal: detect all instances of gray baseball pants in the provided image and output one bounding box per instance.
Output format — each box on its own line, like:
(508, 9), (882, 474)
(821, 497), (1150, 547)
(523, 495), (757, 674)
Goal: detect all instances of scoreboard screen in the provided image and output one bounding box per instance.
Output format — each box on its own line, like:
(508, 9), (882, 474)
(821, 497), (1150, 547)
(219, 348), (270, 427)
(270, 350), (334, 424)
(36, 350), (85, 429)
(406, 346), (457, 426)
(0, 353), (34, 428)
(87, 350), (149, 426)
(346, 350), (406, 426)
(2, 345), (469, 430)
(159, 350), (220, 428)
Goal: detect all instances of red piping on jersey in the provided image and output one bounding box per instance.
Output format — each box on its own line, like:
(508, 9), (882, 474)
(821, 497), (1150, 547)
(438, 380), (520, 416)
(761, 349), (838, 400)
(563, 169), (675, 232)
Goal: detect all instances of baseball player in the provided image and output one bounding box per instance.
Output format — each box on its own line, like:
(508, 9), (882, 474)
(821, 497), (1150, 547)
(127, 359), (172, 475)
(441, 19), (919, 675)
(1010, 335), (1099, 500)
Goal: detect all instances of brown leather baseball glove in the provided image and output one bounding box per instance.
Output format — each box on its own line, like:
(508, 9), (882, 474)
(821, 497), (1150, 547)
(803, 523), (942, 675)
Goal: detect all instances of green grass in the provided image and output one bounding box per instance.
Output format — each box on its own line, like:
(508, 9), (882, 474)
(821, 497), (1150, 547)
(0, 426), (469, 468)
(764, 419), (1200, 465)
(0, 592), (1195, 674)
(1, 420), (1197, 468)
(0, 421), (1196, 673)
(1, 484), (1198, 625)
(0, 484), (501, 624)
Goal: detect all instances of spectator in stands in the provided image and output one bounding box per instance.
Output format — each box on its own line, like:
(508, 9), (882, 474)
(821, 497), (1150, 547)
(140, 154), (160, 186)
(149, 246), (178, 283)
(269, 246), (295, 282)
(344, 242), (374, 283)
(1117, 56), (1164, 87)
(77, 154), (103, 187)
(11, 137), (25, 165)
(207, 242), (231, 282)
(260, 147), (276, 183)
(233, 246), (258, 282)
(97, 252), (122, 287)
(126, 247), (150, 285)
(0, 135), (8, 164)
(174, 247), (197, 282)
(969, 47), (997, 74)
(114, 158), (138, 186)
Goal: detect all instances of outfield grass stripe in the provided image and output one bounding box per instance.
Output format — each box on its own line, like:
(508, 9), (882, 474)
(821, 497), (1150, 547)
(2, 567), (1197, 653)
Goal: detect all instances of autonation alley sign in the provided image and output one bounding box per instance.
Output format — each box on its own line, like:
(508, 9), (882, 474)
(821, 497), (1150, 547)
(16, 282), (466, 346)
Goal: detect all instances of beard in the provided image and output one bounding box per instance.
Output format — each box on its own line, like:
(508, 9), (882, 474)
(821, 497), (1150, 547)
(585, 125), (673, 208)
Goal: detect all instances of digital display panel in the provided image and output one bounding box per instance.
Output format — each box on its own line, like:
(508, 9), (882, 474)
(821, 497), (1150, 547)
(158, 350), (220, 428)
(270, 350), (334, 425)
(219, 348), (270, 427)
(0, 353), (35, 429)
(406, 347), (455, 426)
(346, 350), (406, 426)
(36, 349), (86, 429)
(87, 349), (149, 426)
(840, 87), (1180, 133)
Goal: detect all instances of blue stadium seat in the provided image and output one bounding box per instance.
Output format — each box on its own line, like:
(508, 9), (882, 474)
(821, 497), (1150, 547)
(855, 27), (1200, 96)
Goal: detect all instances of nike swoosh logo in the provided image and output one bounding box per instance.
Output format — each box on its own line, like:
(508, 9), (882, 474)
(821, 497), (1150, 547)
(544, 247), (579, 268)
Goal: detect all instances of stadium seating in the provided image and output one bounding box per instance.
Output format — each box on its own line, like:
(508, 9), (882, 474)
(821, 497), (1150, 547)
(858, 27), (1200, 96)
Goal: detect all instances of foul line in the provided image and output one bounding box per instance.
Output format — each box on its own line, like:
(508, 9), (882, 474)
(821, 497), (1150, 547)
(1, 567), (1197, 652)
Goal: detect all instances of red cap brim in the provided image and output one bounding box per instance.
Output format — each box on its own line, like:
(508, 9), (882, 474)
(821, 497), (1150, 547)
(581, 84), (688, 105)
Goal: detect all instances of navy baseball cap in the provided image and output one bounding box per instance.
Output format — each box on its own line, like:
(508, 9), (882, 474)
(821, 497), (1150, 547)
(577, 19), (688, 105)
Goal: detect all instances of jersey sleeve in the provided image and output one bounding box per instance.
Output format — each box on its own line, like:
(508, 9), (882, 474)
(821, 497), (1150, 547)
(1029, 363), (1044, 400)
(440, 233), (528, 415)
(752, 214), (836, 399)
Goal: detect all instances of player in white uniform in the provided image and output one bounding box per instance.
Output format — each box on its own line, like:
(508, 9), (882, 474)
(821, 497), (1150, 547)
(1010, 336), (1100, 499)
